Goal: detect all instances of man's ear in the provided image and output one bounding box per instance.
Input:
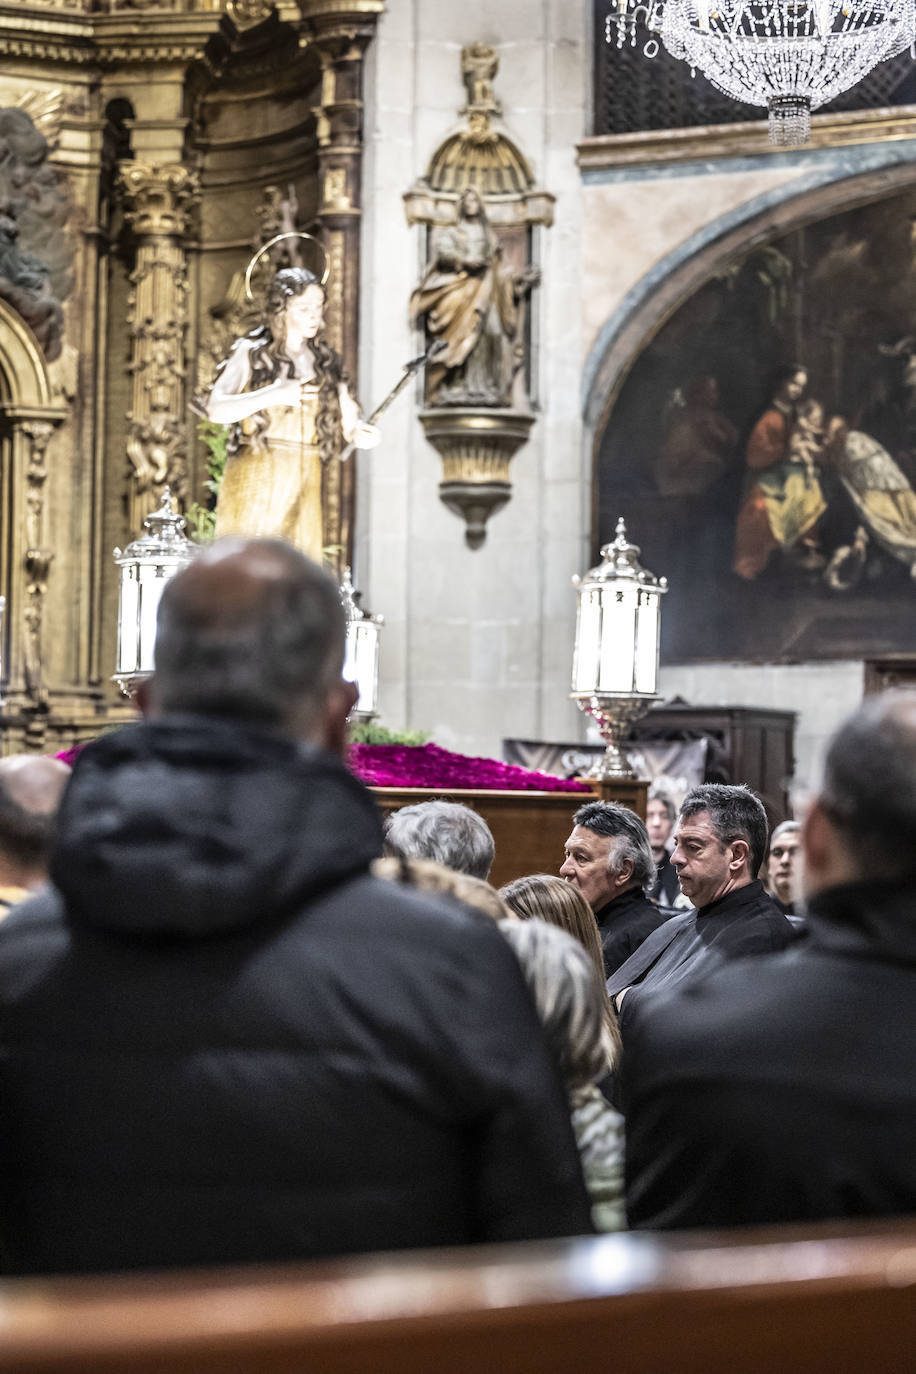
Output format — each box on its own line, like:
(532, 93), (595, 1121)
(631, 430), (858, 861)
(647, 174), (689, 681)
(728, 837), (750, 874)
(318, 678), (359, 758)
(613, 855), (635, 890)
(801, 799), (832, 878)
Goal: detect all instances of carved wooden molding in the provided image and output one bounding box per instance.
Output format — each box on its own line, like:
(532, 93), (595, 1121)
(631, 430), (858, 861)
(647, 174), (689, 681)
(118, 161), (199, 534)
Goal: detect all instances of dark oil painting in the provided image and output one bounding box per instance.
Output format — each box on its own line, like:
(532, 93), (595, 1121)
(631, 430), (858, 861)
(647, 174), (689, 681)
(596, 188), (916, 663)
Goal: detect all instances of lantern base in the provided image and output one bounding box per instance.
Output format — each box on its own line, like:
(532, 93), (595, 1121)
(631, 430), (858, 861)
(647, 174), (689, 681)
(112, 671), (151, 701)
(571, 692), (659, 781)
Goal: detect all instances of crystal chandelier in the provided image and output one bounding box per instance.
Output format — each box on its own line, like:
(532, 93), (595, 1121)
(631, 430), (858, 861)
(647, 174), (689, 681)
(608, 0), (916, 146)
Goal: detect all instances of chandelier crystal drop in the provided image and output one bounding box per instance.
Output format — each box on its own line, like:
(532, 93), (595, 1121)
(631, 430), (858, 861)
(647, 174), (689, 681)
(608, 0), (916, 146)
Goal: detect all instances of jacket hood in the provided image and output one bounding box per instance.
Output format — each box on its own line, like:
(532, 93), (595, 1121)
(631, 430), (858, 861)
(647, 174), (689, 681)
(50, 716), (384, 939)
(806, 878), (916, 966)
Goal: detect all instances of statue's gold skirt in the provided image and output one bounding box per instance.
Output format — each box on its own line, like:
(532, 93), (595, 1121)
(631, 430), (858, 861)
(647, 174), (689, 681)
(214, 401), (323, 563)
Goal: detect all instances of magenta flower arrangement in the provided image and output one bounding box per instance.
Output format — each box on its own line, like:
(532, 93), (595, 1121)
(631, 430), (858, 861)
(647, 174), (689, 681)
(348, 741), (590, 793)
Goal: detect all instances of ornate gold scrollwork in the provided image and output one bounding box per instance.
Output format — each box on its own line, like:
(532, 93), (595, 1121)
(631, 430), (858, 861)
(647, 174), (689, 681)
(118, 161), (199, 533)
(21, 420), (56, 705)
(224, 0), (275, 28)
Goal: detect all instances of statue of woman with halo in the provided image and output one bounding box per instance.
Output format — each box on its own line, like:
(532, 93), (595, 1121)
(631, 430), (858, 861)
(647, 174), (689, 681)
(205, 234), (379, 563)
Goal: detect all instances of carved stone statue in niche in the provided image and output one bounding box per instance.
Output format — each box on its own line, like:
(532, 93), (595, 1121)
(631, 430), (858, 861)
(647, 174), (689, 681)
(410, 186), (539, 407)
(404, 43), (554, 546)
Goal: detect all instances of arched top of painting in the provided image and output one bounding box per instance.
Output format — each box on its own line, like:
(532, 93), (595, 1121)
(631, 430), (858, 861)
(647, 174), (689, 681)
(583, 145), (916, 438)
(0, 297), (54, 409)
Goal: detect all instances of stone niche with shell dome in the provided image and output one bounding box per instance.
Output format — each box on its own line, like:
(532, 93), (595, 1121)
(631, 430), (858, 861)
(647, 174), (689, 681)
(405, 43), (554, 549)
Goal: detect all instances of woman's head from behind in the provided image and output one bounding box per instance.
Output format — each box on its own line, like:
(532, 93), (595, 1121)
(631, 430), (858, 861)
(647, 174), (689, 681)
(501, 873), (603, 963)
(499, 919), (615, 1091)
(500, 873), (620, 1069)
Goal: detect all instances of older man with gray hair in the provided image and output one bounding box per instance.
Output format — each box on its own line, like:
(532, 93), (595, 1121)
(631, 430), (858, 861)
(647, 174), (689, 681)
(560, 800), (662, 978)
(623, 689), (916, 1229)
(383, 800), (495, 881)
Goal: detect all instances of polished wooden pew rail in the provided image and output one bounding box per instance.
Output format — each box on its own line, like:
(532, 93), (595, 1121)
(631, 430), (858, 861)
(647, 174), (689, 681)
(0, 1220), (915, 1373)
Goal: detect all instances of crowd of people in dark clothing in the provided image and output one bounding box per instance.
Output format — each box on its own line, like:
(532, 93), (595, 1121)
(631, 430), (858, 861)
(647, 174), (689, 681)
(0, 536), (913, 1274)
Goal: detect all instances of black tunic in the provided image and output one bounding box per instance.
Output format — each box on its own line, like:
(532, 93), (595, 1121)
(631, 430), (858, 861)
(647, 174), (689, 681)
(594, 885), (663, 980)
(608, 880), (794, 1028)
(622, 880), (916, 1229)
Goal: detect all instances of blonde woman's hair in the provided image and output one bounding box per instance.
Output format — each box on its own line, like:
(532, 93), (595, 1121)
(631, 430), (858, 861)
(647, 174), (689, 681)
(499, 873), (620, 1067)
(499, 919), (617, 1089)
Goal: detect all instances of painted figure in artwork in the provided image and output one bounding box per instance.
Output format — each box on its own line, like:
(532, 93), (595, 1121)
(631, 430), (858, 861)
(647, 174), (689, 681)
(733, 365), (830, 579)
(205, 268), (378, 563)
(410, 187), (539, 407)
(656, 375), (738, 497)
(825, 429), (916, 586)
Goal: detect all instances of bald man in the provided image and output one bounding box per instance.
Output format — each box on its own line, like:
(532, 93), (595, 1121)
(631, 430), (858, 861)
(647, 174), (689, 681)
(0, 538), (590, 1275)
(0, 755), (69, 914)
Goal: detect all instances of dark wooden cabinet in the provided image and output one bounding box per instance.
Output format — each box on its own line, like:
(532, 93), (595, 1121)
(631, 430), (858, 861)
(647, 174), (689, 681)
(631, 703), (796, 824)
(864, 655), (916, 695)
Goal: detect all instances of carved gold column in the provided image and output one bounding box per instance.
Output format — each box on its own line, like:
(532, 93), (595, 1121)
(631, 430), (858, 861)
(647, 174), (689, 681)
(0, 403), (66, 746)
(298, 0), (385, 574)
(22, 419), (55, 708)
(118, 161), (199, 537)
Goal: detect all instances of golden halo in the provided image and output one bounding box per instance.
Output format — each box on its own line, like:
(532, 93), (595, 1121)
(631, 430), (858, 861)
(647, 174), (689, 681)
(244, 231), (330, 300)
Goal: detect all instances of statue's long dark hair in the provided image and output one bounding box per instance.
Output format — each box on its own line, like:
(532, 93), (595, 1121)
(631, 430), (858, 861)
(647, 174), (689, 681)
(226, 267), (345, 467)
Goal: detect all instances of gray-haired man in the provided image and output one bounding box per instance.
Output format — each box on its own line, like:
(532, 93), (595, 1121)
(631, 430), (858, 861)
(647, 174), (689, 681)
(560, 800), (662, 978)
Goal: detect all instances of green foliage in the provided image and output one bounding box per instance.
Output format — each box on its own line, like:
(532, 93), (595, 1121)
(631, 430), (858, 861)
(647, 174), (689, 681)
(186, 421), (230, 544)
(348, 722), (430, 746)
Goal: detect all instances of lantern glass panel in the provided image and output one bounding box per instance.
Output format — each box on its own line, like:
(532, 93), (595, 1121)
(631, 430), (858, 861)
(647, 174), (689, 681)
(118, 565), (140, 674)
(573, 589), (601, 693)
(345, 621), (380, 715)
(634, 592), (660, 695)
(138, 564), (166, 673)
(598, 586), (637, 693)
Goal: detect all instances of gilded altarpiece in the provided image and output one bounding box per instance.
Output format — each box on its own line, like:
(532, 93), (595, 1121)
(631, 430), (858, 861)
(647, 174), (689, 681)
(0, 0), (384, 753)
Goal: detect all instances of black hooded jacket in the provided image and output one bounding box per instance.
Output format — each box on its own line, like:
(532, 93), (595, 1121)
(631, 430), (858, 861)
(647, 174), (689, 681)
(0, 718), (591, 1275)
(622, 880), (916, 1229)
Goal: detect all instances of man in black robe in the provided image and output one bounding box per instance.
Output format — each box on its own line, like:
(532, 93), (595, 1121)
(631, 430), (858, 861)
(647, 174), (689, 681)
(646, 788), (684, 909)
(560, 801), (661, 978)
(622, 691), (916, 1228)
(608, 783), (794, 1028)
(766, 819), (805, 932)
